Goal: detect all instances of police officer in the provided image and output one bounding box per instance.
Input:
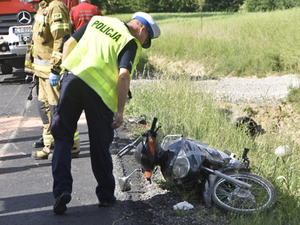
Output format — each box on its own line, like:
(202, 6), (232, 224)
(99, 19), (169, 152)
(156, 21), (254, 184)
(27, 0), (80, 160)
(70, 0), (103, 33)
(51, 12), (161, 214)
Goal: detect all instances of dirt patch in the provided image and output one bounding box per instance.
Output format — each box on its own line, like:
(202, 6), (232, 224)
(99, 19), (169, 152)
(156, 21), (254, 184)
(218, 101), (300, 145)
(148, 55), (208, 77)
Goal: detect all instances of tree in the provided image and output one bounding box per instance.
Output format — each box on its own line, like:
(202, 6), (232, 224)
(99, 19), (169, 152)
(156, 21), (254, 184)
(203, 0), (244, 12)
(245, 0), (300, 12)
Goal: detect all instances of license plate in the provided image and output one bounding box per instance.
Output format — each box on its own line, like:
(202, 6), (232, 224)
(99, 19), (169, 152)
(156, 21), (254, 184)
(13, 26), (32, 34)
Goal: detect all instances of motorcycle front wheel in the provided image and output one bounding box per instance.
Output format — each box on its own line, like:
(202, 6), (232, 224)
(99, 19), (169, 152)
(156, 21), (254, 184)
(211, 171), (277, 214)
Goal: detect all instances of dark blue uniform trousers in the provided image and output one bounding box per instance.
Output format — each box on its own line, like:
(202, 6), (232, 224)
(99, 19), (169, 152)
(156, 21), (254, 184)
(51, 73), (115, 203)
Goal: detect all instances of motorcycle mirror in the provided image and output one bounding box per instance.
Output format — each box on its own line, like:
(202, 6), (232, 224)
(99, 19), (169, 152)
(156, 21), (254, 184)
(155, 125), (162, 133)
(242, 148), (250, 159)
(118, 177), (131, 192)
(118, 169), (141, 192)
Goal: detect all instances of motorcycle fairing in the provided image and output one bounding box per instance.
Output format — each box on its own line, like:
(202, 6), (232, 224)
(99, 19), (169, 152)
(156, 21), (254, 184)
(159, 138), (207, 187)
(134, 131), (159, 180)
(186, 139), (231, 163)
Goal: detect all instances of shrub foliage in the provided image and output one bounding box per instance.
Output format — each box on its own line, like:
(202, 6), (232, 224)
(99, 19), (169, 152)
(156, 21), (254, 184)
(93, 0), (300, 13)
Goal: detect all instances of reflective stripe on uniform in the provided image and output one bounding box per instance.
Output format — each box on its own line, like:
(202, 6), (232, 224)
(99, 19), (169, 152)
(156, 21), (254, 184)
(44, 132), (79, 143)
(34, 64), (51, 72)
(25, 59), (33, 67)
(34, 58), (51, 72)
(50, 23), (70, 33)
(34, 58), (51, 66)
(43, 134), (54, 144)
(73, 130), (80, 141)
(35, 14), (49, 24)
(52, 51), (62, 60)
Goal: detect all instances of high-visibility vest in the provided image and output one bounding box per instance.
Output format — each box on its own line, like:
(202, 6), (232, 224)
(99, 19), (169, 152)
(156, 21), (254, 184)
(61, 16), (142, 113)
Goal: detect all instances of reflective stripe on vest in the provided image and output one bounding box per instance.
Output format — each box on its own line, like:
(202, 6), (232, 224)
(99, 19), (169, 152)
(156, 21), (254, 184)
(61, 16), (142, 113)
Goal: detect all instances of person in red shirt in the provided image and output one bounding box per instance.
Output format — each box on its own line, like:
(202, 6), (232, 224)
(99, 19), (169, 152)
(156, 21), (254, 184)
(70, 0), (102, 33)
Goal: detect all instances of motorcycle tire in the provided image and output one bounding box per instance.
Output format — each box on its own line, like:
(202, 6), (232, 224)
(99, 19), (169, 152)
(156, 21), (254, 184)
(211, 171), (277, 214)
(235, 116), (258, 137)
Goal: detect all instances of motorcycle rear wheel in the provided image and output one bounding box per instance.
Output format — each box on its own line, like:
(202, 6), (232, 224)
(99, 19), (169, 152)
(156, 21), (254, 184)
(211, 171), (277, 214)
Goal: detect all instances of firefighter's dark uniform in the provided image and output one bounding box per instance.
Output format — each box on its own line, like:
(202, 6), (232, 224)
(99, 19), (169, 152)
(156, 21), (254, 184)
(31, 0), (79, 159)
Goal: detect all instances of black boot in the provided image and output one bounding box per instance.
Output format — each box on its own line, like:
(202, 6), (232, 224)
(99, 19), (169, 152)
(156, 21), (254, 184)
(53, 192), (71, 214)
(33, 137), (44, 148)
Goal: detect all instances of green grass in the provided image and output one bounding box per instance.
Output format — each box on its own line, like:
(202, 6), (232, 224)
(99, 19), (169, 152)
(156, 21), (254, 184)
(111, 9), (300, 225)
(111, 9), (300, 77)
(125, 77), (300, 225)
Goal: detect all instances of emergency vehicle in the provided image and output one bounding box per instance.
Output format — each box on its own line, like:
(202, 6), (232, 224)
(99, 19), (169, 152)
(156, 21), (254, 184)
(0, 0), (78, 74)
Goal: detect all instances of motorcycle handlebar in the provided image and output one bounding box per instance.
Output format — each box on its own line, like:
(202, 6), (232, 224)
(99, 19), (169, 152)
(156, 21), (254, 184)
(150, 117), (158, 133)
(117, 145), (134, 157)
(117, 117), (158, 157)
(117, 134), (142, 157)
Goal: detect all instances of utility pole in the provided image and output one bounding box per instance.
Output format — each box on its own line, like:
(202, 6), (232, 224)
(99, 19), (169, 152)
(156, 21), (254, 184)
(199, 0), (205, 38)
(199, 0), (205, 32)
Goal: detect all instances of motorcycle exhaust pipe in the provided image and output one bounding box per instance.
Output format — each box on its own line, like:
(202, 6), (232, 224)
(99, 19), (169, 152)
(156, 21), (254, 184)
(118, 169), (141, 192)
(202, 167), (252, 189)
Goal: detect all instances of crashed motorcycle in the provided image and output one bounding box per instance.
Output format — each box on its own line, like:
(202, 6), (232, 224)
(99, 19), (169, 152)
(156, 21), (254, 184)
(117, 117), (277, 214)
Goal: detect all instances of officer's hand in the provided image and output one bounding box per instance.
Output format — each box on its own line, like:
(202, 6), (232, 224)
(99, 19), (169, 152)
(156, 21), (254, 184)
(111, 112), (123, 129)
(49, 72), (60, 86)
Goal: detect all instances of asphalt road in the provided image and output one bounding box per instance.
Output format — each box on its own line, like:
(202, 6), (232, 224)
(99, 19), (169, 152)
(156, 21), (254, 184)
(0, 72), (154, 225)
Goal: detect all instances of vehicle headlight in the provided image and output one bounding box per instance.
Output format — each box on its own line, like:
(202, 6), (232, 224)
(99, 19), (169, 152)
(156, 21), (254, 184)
(173, 148), (190, 179)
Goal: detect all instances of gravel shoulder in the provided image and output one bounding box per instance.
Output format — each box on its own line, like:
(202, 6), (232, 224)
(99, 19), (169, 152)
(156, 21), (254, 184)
(200, 74), (299, 104)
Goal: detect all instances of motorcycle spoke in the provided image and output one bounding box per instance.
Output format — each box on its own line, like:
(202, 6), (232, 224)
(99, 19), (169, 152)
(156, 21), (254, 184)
(239, 178), (270, 207)
(212, 172), (276, 213)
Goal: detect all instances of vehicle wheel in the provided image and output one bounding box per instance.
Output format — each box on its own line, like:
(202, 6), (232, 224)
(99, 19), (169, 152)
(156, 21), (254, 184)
(211, 171), (277, 214)
(1, 64), (13, 74)
(235, 116), (258, 137)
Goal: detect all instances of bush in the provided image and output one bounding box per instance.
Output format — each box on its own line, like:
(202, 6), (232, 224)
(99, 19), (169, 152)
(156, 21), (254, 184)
(245, 0), (300, 12)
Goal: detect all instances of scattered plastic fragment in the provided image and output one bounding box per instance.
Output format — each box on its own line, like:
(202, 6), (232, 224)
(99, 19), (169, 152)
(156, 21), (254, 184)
(274, 145), (291, 157)
(173, 201), (194, 211)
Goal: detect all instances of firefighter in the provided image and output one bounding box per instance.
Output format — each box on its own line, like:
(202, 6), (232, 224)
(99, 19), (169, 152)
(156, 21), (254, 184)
(24, 0), (43, 149)
(25, 0), (80, 160)
(24, 0), (39, 99)
(24, 0), (38, 74)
